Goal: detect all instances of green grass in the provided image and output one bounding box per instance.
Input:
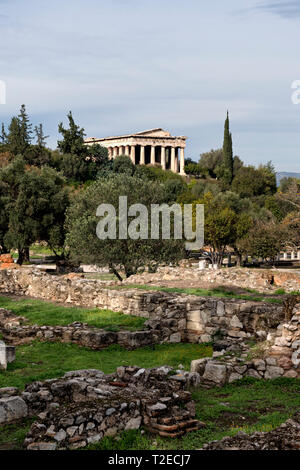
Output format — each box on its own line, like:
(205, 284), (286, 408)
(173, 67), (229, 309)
(84, 273), (117, 281)
(118, 285), (283, 304)
(0, 418), (35, 450)
(0, 296), (145, 331)
(86, 377), (300, 450)
(0, 341), (212, 390)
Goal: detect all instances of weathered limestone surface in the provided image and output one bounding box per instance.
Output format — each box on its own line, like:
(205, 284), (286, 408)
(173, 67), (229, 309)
(0, 396), (28, 424)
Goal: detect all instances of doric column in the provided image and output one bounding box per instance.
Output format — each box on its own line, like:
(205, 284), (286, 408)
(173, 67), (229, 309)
(119, 146), (125, 156)
(161, 146), (166, 170)
(180, 148), (185, 175)
(131, 145), (136, 164)
(171, 147), (176, 172)
(125, 145), (130, 156)
(140, 146), (145, 165)
(108, 147), (113, 159)
(151, 146), (155, 165)
(113, 146), (118, 158)
(174, 153), (178, 173)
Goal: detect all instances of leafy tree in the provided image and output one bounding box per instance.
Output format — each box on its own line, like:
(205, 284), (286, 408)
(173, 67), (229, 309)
(232, 163), (277, 198)
(0, 157), (69, 264)
(66, 174), (185, 280)
(185, 162), (208, 177)
(204, 200), (237, 267)
(238, 222), (285, 262)
(113, 155), (135, 175)
(199, 149), (223, 178)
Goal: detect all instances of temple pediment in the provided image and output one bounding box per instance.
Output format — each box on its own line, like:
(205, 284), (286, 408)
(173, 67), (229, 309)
(133, 128), (172, 138)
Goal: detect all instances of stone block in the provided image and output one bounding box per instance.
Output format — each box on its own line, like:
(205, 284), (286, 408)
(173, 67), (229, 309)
(169, 333), (181, 343)
(186, 321), (204, 333)
(202, 362), (227, 385)
(0, 396), (28, 424)
(229, 315), (243, 329)
(125, 416), (142, 430)
(190, 358), (208, 374)
(264, 366), (284, 380)
(216, 301), (225, 316)
(228, 373), (242, 383)
(187, 311), (201, 322)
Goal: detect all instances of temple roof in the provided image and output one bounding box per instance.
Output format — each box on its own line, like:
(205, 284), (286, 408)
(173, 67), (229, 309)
(85, 128), (187, 143)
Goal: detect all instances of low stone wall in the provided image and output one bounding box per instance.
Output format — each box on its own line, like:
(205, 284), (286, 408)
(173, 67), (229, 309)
(191, 312), (300, 385)
(0, 269), (286, 346)
(0, 366), (202, 449)
(123, 266), (300, 293)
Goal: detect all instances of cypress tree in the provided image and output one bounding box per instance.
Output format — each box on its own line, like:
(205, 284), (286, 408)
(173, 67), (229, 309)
(222, 111), (233, 184)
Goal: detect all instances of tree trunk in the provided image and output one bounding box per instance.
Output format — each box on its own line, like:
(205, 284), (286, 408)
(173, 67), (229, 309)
(236, 253), (242, 267)
(109, 264), (123, 282)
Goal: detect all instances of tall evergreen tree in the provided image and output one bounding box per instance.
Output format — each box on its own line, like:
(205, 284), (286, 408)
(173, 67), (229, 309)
(18, 104), (32, 148)
(57, 111), (86, 155)
(222, 111), (233, 184)
(34, 123), (49, 147)
(6, 105), (32, 156)
(0, 123), (7, 145)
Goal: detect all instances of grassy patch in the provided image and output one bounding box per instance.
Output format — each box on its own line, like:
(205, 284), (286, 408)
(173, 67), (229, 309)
(86, 377), (300, 450)
(0, 341), (212, 390)
(0, 418), (35, 450)
(0, 296), (145, 331)
(84, 273), (117, 281)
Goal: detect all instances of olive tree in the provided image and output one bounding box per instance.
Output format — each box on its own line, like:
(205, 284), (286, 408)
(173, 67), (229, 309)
(66, 174), (185, 280)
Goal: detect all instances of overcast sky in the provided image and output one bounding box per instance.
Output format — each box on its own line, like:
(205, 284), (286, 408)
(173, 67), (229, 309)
(0, 0), (300, 171)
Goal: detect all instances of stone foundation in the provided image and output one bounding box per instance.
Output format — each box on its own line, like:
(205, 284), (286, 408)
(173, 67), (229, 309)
(0, 269), (286, 347)
(0, 366), (203, 449)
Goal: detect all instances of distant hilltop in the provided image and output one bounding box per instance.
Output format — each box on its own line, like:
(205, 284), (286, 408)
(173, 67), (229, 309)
(276, 172), (300, 185)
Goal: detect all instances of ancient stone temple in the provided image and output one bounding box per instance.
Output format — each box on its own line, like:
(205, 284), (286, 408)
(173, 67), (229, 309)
(84, 128), (187, 174)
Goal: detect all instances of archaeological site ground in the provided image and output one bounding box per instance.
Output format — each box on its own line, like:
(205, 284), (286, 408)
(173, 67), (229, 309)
(1, 253), (300, 452)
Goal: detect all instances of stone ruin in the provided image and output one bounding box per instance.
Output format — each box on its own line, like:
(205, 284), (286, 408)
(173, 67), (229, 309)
(0, 366), (202, 450)
(202, 413), (300, 450)
(191, 311), (300, 387)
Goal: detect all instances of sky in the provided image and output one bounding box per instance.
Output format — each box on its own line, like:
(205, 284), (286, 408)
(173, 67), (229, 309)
(0, 0), (300, 171)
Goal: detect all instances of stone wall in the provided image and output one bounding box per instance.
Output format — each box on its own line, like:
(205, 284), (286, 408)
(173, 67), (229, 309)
(123, 266), (300, 293)
(191, 312), (300, 385)
(0, 268), (285, 346)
